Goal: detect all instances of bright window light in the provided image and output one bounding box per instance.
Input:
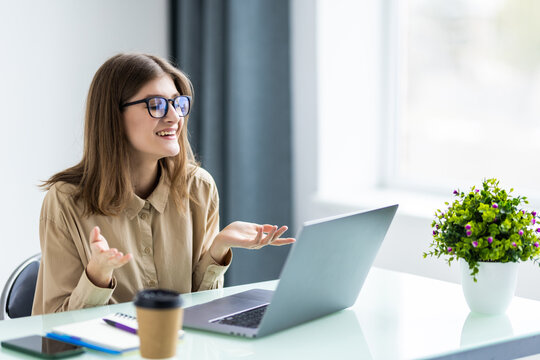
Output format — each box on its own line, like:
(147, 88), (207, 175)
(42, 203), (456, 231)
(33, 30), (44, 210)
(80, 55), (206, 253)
(395, 0), (540, 197)
(316, 0), (540, 208)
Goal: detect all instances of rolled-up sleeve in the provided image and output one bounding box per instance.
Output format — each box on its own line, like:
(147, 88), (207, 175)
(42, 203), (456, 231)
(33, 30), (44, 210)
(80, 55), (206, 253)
(192, 180), (232, 291)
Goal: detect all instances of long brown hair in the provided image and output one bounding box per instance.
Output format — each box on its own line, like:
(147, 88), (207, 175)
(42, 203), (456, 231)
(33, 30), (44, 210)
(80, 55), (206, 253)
(42, 53), (198, 215)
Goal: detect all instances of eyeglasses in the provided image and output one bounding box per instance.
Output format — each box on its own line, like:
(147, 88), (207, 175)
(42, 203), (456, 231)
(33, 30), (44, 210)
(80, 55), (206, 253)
(121, 95), (191, 118)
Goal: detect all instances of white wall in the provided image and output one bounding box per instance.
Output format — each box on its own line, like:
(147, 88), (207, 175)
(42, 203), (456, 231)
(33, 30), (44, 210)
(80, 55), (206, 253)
(0, 0), (168, 294)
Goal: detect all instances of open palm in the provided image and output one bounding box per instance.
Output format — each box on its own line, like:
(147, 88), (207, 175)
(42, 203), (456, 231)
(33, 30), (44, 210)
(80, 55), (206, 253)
(215, 221), (295, 250)
(86, 226), (132, 288)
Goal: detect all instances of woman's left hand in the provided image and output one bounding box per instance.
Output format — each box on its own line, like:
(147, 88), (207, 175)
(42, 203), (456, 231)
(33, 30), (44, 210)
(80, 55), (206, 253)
(210, 221), (296, 263)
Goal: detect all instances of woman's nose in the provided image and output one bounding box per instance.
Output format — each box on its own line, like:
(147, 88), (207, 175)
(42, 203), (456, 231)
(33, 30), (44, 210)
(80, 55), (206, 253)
(164, 104), (181, 124)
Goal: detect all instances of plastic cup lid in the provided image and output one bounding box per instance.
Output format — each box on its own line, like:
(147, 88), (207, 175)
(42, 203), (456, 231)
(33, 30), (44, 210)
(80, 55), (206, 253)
(133, 289), (183, 309)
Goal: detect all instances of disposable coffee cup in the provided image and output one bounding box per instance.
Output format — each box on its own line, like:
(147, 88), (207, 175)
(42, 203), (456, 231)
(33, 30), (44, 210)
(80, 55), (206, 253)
(134, 289), (183, 359)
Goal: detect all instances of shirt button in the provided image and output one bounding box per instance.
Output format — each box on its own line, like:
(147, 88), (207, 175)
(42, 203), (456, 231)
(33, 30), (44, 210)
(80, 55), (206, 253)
(140, 213), (148, 220)
(148, 280), (157, 287)
(144, 247), (152, 255)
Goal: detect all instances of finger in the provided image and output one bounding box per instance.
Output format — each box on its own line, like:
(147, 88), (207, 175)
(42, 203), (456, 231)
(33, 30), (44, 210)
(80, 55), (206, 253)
(270, 238), (296, 246)
(106, 251), (124, 263)
(110, 252), (124, 263)
(91, 228), (112, 253)
(267, 225), (287, 244)
(108, 252), (121, 261)
(252, 226), (263, 247)
(111, 253), (133, 267)
(100, 249), (117, 258)
(271, 226), (289, 241)
(90, 226), (100, 244)
(260, 224), (276, 233)
(101, 247), (117, 257)
(90, 227), (108, 254)
(261, 226), (278, 246)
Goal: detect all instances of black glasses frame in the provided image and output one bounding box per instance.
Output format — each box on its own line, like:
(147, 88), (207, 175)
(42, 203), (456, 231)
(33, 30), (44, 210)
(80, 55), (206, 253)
(121, 95), (192, 118)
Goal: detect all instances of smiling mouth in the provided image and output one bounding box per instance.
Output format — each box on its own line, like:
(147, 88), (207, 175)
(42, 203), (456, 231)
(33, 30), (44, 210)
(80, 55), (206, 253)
(156, 130), (176, 137)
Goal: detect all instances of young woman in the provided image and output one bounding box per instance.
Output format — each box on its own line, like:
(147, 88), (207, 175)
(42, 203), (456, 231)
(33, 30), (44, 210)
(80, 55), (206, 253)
(32, 53), (294, 315)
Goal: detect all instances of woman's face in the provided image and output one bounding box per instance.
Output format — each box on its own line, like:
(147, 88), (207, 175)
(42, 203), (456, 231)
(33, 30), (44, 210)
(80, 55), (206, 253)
(123, 75), (183, 165)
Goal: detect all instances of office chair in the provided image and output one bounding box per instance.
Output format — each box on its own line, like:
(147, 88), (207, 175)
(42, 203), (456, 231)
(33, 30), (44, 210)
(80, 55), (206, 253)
(0, 253), (41, 320)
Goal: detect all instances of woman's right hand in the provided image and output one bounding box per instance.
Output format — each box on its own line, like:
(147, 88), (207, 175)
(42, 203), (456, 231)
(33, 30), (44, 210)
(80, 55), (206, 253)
(86, 226), (132, 288)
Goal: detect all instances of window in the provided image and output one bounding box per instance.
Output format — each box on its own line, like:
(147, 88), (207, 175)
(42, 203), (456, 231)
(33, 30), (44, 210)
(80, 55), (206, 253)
(395, 0), (540, 197)
(309, 0), (540, 213)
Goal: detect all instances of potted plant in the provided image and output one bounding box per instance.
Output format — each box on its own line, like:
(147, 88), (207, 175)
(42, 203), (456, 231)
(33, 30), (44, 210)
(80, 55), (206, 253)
(424, 178), (540, 315)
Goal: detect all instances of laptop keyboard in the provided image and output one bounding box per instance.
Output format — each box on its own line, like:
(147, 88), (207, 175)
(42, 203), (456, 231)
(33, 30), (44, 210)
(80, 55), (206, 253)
(213, 304), (268, 328)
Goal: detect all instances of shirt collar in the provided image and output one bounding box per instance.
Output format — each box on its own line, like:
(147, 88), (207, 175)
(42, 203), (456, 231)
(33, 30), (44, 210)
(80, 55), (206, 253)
(125, 164), (170, 219)
(147, 167), (170, 214)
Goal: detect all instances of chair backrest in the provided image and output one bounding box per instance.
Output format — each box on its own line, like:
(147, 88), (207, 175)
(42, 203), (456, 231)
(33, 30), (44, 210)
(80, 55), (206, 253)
(0, 253), (41, 320)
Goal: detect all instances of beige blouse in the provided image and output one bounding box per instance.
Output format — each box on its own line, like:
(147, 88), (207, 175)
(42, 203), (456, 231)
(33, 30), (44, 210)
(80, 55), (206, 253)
(32, 166), (231, 315)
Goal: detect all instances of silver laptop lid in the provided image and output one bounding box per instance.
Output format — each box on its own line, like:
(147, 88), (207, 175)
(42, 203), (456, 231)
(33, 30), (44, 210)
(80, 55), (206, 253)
(256, 204), (398, 337)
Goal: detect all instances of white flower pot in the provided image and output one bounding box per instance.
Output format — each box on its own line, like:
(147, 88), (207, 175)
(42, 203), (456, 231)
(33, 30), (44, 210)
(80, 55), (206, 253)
(460, 260), (519, 315)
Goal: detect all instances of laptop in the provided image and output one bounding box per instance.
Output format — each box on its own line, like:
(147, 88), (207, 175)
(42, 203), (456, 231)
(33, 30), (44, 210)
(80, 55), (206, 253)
(183, 204), (398, 338)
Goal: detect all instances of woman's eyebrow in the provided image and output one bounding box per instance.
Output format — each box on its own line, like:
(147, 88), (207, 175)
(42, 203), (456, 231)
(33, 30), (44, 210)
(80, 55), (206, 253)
(143, 92), (181, 98)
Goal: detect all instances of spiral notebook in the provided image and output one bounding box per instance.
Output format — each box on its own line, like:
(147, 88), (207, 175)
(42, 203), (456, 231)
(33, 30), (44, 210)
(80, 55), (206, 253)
(47, 312), (184, 355)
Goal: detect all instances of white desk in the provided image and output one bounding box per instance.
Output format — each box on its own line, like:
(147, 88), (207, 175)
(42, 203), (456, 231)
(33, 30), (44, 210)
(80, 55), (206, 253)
(1, 267), (540, 359)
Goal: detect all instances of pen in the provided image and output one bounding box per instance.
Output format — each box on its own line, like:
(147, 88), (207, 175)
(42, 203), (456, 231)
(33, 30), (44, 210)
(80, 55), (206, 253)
(46, 333), (123, 355)
(103, 318), (137, 335)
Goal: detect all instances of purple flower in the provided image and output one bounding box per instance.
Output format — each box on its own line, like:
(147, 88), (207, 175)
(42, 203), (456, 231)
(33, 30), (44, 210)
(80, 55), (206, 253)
(535, 242), (539, 248)
(519, 230), (524, 236)
(492, 203), (498, 209)
(472, 241), (478, 248)
(512, 242), (517, 247)
(447, 247), (453, 253)
(465, 224), (471, 230)
(475, 189), (480, 193)
(453, 190), (458, 195)
(433, 230), (437, 236)
(488, 237), (493, 244)
(466, 230), (472, 237)
(533, 211), (537, 217)
(436, 224), (440, 229)
(533, 219), (536, 225)
(537, 228), (540, 233)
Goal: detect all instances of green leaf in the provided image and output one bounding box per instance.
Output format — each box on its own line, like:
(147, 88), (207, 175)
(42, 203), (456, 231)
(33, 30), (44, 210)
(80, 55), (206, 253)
(424, 178), (540, 266)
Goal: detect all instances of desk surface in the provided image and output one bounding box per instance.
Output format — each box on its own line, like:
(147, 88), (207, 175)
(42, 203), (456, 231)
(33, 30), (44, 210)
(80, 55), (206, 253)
(2, 267), (540, 359)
